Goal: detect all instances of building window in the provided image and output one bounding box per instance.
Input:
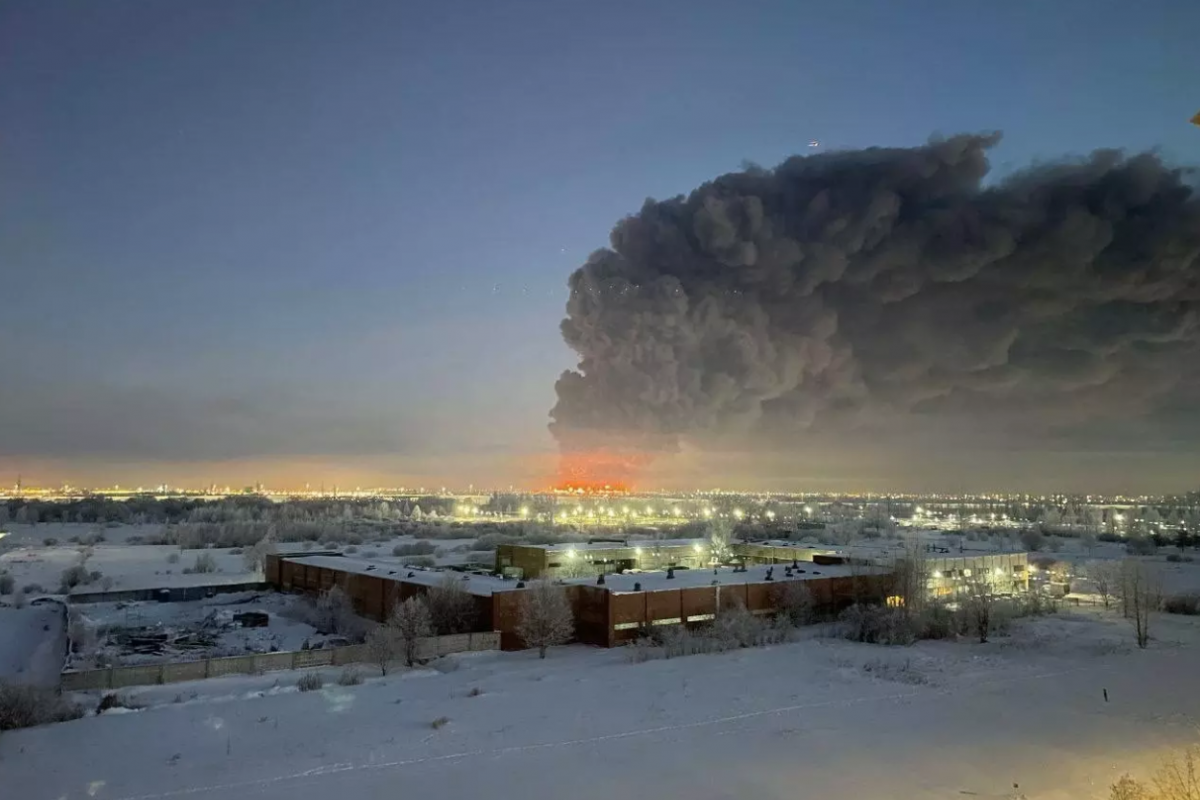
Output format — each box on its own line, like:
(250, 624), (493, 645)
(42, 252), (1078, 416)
(613, 622), (641, 631)
(651, 617), (683, 626)
(686, 613), (715, 622)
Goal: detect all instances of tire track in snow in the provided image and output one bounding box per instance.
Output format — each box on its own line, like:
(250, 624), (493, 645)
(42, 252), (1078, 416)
(110, 659), (1118, 800)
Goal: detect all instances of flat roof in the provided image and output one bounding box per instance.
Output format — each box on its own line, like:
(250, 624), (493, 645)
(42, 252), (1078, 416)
(562, 562), (884, 593)
(529, 538), (705, 553)
(280, 554), (515, 597)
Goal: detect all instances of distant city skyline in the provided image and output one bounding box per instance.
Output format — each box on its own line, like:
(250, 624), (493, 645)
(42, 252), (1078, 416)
(2, 1), (1199, 493)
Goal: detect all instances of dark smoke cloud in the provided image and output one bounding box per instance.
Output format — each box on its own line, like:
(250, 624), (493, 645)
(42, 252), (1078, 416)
(550, 134), (1200, 455)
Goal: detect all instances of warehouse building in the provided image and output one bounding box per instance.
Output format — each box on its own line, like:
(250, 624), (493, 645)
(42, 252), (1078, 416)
(266, 552), (892, 651)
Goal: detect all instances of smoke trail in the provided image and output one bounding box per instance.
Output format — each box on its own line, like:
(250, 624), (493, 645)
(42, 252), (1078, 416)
(550, 134), (1200, 457)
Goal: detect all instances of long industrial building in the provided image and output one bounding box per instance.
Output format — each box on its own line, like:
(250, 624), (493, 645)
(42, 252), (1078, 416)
(265, 552), (892, 650)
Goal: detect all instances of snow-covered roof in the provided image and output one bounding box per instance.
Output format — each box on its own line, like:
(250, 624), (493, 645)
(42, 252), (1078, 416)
(561, 562), (884, 593)
(538, 538), (703, 553)
(280, 554), (516, 596)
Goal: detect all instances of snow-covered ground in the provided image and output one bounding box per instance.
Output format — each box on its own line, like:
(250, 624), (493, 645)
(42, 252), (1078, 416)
(4, 609), (1200, 799)
(0, 604), (66, 687)
(68, 592), (330, 669)
(0, 524), (490, 598)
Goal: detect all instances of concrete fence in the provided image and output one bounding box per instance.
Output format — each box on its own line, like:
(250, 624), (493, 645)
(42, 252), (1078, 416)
(60, 631), (501, 691)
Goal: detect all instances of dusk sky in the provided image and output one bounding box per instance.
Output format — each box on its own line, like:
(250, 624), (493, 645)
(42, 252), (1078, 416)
(2, 0), (1199, 494)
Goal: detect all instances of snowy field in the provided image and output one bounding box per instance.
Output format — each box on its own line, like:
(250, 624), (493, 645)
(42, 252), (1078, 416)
(4, 609), (1200, 799)
(0, 523), (489, 598)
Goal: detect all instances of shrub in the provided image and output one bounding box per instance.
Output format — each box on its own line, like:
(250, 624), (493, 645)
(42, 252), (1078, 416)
(1166, 553), (1194, 563)
(427, 574), (478, 635)
(712, 603), (764, 650)
(467, 686), (483, 697)
(42, 538), (59, 547)
(1019, 528), (1045, 552)
(0, 573), (13, 595)
(1163, 595), (1200, 616)
(345, 545), (359, 554)
(770, 580), (814, 626)
(838, 605), (915, 646)
(166, 552), (180, 564)
(336, 668), (363, 686)
(227, 547), (244, 555)
(96, 693), (142, 714)
(405, 556), (436, 568)
(1126, 535), (1157, 556)
(430, 716), (450, 729)
(191, 552), (217, 574)
(915, 602), (966, 640)
(22, 583), (43, 595)
(392, 541), (436, 557)
(59, 565), (94, 593)
(297, 672), (324, 692)
(0, 682), (84, 730)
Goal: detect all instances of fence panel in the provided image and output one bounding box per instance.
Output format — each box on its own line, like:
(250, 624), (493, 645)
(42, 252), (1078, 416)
(161, 661), (208, 683)
(205, 654), (256, 679)
(61, 632), (501, 690)
(61, 669), (112, 692)
(252, 652), (296, 674)
(111, 664), (164, 689)
(436, 634), (470, 656)
(292, 649), (334, 670)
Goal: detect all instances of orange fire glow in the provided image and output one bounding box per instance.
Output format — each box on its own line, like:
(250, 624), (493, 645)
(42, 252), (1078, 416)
(551, 450), (649, 495)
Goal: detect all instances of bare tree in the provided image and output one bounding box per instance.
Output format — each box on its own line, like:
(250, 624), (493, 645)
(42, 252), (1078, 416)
(364, 624), (399, 676)
(516, 580), (574, 658)
(1110, 746), (1200, 799)
(1121, 559), (1162, 649)
(893, 536), (928, 616)
(962, 577), (998, 643)
(1088, 560), (1119, 609)
(388, 596), (433, 667)
(770, 580), (813, 626)
(426, 574), (477, 635)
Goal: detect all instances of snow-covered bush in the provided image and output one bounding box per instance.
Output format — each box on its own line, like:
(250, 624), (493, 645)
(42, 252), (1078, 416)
(58, 565), (95, 593)
(0, 572), (13, 595)
(296, 673), (323, 692)
(189, 551), (217, 574)
(838, 605), (915, 646)
(0, 682), (83, 730)
(392, 541), (436, 557)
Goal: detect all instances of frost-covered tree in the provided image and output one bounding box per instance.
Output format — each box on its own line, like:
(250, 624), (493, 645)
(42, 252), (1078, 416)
(364, 624), (400, 675)
(388, 596), (433, 667)
(426, 574), (477, 635)
(706, 518), (734, 563)
(243, 531), (277, 573)
(516, 580), (574, 658)
(313, 585), (363, 640)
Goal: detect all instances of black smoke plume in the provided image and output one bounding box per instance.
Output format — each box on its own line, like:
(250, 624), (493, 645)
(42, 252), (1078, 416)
(550, 134), (1200, 455)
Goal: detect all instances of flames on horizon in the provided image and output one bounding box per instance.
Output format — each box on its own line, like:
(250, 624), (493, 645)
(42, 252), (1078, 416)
(550, 450), (648, 494)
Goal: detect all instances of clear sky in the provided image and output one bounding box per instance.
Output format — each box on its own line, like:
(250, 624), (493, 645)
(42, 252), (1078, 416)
(2, 0), (1198, 493)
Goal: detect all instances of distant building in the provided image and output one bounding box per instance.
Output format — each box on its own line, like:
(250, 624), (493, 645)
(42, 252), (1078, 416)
(495, 539), (710, 580)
